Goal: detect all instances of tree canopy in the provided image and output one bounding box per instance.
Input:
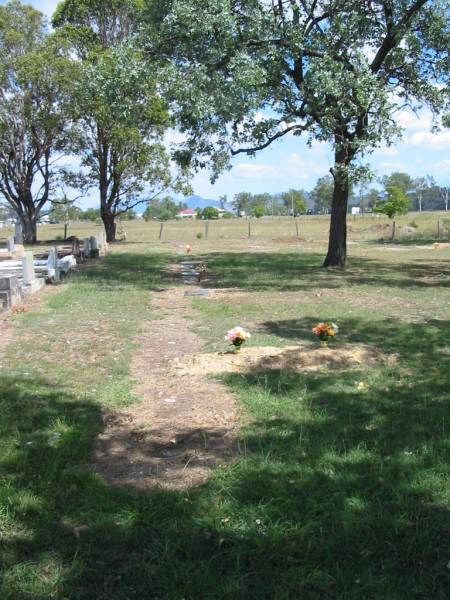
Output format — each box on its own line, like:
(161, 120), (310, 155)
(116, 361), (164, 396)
(53, 0), (190, 241)
(0, 1), (76, 242)
(158, 0), (449, 265)
(374, 186), (410, 219)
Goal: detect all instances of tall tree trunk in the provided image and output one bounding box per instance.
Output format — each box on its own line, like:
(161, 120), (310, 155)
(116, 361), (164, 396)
(21, 217), (37, 243)
(19, 201), (38, 243)
(98, 130), (117, 243)
(323, 146), (351, 267)
(102, 207), (116, 243)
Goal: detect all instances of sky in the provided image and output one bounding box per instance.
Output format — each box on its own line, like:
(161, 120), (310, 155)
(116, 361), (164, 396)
(2, 0), (449, 208)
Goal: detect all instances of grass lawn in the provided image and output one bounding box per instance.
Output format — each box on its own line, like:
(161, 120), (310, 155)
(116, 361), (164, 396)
(1, 222), (449, 598)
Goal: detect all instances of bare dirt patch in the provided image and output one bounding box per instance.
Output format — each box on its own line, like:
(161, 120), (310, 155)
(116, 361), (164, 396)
(94, 286), (240, 492)
(175, 344), (396, 376)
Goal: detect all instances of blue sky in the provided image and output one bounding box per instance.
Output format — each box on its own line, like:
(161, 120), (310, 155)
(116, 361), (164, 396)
(2, 0), (449, 207)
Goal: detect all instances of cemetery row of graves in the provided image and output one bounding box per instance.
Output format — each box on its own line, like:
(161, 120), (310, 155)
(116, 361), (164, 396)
(0, 224), (108, 312)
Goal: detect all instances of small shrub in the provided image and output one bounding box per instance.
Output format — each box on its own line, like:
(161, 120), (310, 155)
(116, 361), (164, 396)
(196, 232), (203, 239)
(408, 220), (418, 228)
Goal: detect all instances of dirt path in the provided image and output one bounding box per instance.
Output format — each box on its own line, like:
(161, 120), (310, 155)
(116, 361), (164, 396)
(94, 283), (239, 491)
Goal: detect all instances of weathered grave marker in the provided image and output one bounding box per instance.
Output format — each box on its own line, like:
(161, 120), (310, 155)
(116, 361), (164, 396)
(0, 275), (22, 310)
(90, 236), (100, 258)
(47, 247), (60, 282)
(14, 222), (23, 244)
(184, 290), (210, 297)
(6, 237), (15, 253)
(83, 238), (91, 259)
(22, 252), (35, 285)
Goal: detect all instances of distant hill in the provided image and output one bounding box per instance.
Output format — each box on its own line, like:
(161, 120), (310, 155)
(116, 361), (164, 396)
(184, 195), (222, 210)
(135, 195), (227, 216)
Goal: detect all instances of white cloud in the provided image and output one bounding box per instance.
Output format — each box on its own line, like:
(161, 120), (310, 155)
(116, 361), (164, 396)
(378, 161), (408, 171)
(408, 129), (450, 150)
(396, 108), (433, 131)
(233, 163), (282, 180)
(373, 146), (399, 157)
(434, 159), (450, 171)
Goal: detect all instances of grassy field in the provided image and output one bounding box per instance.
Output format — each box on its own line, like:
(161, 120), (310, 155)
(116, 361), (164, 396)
(1, 214), (449, 599)
(1, 210), (449, 250)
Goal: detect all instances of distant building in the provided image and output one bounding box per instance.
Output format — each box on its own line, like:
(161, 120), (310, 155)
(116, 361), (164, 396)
(176, 209), (197, 220)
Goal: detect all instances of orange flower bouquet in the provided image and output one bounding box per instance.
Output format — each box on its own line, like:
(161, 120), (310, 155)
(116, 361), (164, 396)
(312, 322), (338, 346)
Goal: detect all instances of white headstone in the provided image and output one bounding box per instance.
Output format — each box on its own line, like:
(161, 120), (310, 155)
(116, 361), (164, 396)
(14, 222), (24, 244)
(6, 237), (15, 252)
(47, 247), (60, 281)
(22, 252), (35, 285)
(90, 236), (99, 251)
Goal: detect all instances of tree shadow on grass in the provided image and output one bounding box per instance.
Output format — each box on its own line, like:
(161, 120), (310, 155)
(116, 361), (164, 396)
(258, 316), (450, 367)
(75, 252), (178, 291)
(1, 317), (449, 599)
(55, 250), (450, 295)
(198, 252), (450, 292)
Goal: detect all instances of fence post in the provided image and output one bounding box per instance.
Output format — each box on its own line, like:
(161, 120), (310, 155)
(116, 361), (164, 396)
(204, 221), (209, 240)
(295, 219), (299, 238)
(248, 219), (251, 238)
(437, 219), (441, 239)
(159, 222), (164, 240)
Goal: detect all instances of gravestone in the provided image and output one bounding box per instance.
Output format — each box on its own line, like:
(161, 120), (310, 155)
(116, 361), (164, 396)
(99, 232), (108, 255)
(90, 236), (100, 258)
(6, 237), (15, 253)
(184, 290), (210, 297)
(14, 222), (23, 244)
(0, 275), (22, 310)
(47, 247), (60, 282)
(71, 237), (80, 256)
(83, 238), (91, 259)
(22, 252), (35, 285)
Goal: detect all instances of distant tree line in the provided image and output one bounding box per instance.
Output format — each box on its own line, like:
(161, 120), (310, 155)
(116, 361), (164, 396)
(230, 173), (449, 217)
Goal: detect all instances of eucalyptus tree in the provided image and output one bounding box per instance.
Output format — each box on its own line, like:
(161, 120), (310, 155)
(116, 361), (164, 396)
(374, 185), (410, 239)
(281, 189), (307, 216)
(381, 172), (414, 195)
(159, 0), (449, 266)
(53, 0), (189, 241)
(0, 1), (75, 242)
(311, 175), (334, 213)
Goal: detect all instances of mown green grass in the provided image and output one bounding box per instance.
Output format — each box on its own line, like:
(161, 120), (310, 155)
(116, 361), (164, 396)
(1, 247), (450, 599)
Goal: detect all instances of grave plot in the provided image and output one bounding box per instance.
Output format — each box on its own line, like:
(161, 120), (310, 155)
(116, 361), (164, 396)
(174, 344), (397, 376)
(161, 259), (214, 288)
